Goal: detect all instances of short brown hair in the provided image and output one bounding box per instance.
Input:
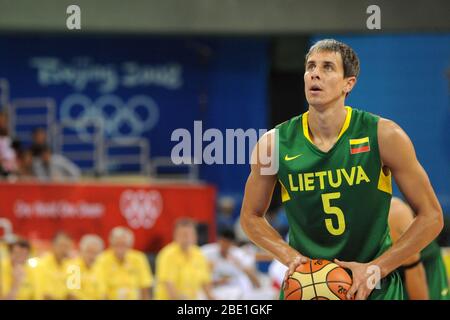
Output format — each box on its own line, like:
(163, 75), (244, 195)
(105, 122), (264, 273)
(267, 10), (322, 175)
(305, 39), (360, 78)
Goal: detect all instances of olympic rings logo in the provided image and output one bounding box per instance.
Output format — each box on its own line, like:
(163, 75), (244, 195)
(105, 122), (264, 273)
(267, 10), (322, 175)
(60, 94), (159, 140)
(120, 190), (163, 229)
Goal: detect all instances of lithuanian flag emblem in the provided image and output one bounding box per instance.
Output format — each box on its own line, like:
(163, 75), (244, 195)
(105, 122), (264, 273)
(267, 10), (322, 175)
(349, 137), (370, 154)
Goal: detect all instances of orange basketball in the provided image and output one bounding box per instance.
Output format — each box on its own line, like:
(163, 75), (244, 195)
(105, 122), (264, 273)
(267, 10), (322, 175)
(283, 259), (354, 300)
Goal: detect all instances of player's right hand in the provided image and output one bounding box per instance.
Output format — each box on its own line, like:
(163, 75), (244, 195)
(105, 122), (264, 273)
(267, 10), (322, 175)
(283, 255), (310, 290)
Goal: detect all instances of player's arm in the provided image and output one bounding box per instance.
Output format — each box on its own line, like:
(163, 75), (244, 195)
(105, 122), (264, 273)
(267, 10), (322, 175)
(240, 130), (309, 272)
(389, 197), (429, 300)
(374, 119), (443, 277)
(336, 119), (443, 300)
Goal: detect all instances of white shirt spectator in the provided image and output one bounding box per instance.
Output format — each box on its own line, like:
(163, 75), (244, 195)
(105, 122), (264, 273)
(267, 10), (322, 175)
(0, 136), (17, 173)
(201, 243), (276, 300)
(33, 154), (81, 182)
(268, 259), (288, 291)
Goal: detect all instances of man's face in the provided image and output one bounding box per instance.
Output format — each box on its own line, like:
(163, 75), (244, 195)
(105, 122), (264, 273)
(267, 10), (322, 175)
(218, 238), (233, 257)
(111, 235), (131, 260)
(81, 242), (102, 266)
(10, 245), (30, 265)
(33, 130), (47, 145)
(174, 225), (197, 250)
(304, 50), (355, 108)
(53, 237), (73, 261)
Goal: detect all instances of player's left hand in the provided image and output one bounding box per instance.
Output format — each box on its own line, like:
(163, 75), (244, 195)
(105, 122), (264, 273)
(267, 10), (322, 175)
(334, 259), (376, 300)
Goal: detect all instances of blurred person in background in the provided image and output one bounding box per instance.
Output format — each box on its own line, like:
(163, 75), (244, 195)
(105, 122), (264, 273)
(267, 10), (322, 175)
(35, 232), (73, 299)
(16, 149), (34, 180)
(202, 229), (276, 300)
(0, 111), (18, 177)
(66, 234), (105, 300)
(0, 237), (38, 300)
(155, 218), (214, 300)
(216, 196), (236, 233)
(30, 127), (48, 158)
(266, 207), (289, 240)
(389, 197), (449, 300)
(95, 226), (153, 300)
(32, 145), (81, 182)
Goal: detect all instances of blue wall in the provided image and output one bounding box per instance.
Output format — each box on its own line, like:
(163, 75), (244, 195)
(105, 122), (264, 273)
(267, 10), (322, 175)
(0, 35), (268, 195)
(312, 34), (450, 213)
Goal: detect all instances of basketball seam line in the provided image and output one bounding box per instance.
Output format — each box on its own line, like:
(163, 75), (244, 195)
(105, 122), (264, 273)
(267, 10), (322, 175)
(304, 281), (351, 300)
(300, 281), (352, 290)
(285, 278), (303, 299)
(309, 260), (318, 299)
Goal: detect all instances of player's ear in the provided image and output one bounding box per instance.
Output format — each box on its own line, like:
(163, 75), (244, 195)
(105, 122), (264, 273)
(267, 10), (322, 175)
(343, 76), (357, 94)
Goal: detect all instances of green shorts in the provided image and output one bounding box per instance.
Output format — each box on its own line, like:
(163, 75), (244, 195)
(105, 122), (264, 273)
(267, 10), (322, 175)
(368, 270), (404, 300)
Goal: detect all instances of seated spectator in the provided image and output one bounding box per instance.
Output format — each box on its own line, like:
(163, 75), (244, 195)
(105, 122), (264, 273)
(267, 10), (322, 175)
(32, 145), (81, 182)
(202, 229), (276, 300)
(35, 232), (74, 299)
(155, 218), (214, 300)
(268, 258), (287, 293)
(95, 227), (153, 300)
(0, 237), (38, 300)
(30, 127), (48, 158)
(16, 149), (35, 180)
(66, 234), (105, 300)
(0, 111), (18, 176)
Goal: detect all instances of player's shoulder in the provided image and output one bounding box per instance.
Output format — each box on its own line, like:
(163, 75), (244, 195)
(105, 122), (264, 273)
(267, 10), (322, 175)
(377, 117), (410, 144)
(349, 107), (380, 125)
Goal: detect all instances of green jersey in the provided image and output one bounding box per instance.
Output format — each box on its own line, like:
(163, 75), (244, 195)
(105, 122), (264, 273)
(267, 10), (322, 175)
(276, 107), (403, 300)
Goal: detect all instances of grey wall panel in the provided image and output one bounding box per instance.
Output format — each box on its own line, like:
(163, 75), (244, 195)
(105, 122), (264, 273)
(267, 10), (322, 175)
(0, 0), (448, 34)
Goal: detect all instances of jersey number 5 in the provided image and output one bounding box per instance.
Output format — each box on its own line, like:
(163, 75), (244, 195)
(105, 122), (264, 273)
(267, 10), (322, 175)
(321, 192), (346, 236)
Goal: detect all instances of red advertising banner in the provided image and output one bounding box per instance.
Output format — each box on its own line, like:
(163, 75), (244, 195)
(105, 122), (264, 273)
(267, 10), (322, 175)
(0, 182), (216, 252)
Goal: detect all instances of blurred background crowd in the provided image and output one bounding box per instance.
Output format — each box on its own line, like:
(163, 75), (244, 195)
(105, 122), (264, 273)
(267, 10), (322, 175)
(0, 222), (285, 300)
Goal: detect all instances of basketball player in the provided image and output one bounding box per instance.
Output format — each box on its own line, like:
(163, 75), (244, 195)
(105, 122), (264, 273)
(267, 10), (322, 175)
(240, 39), (443, 300)
(389, 197), (449, 300)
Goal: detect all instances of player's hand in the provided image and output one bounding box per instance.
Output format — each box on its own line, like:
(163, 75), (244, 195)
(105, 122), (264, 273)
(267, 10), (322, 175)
(334, 259), (376, 300)
(283, 255), (310, 290)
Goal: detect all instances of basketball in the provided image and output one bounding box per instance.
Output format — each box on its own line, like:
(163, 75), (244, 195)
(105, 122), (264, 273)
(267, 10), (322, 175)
(283, 259), (354, 300)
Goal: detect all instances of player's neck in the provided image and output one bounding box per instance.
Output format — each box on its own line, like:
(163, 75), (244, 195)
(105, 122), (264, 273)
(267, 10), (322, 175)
(307, 101), (347, 146)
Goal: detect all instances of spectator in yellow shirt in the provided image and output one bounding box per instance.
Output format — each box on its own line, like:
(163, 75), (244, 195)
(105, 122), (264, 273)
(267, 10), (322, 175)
(155, 218), (215, 300)
(66, 234), (105, 300)
(95, 227), (153, 300)
(35, 232), (73, 300)
(0, 238), (38, 300)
